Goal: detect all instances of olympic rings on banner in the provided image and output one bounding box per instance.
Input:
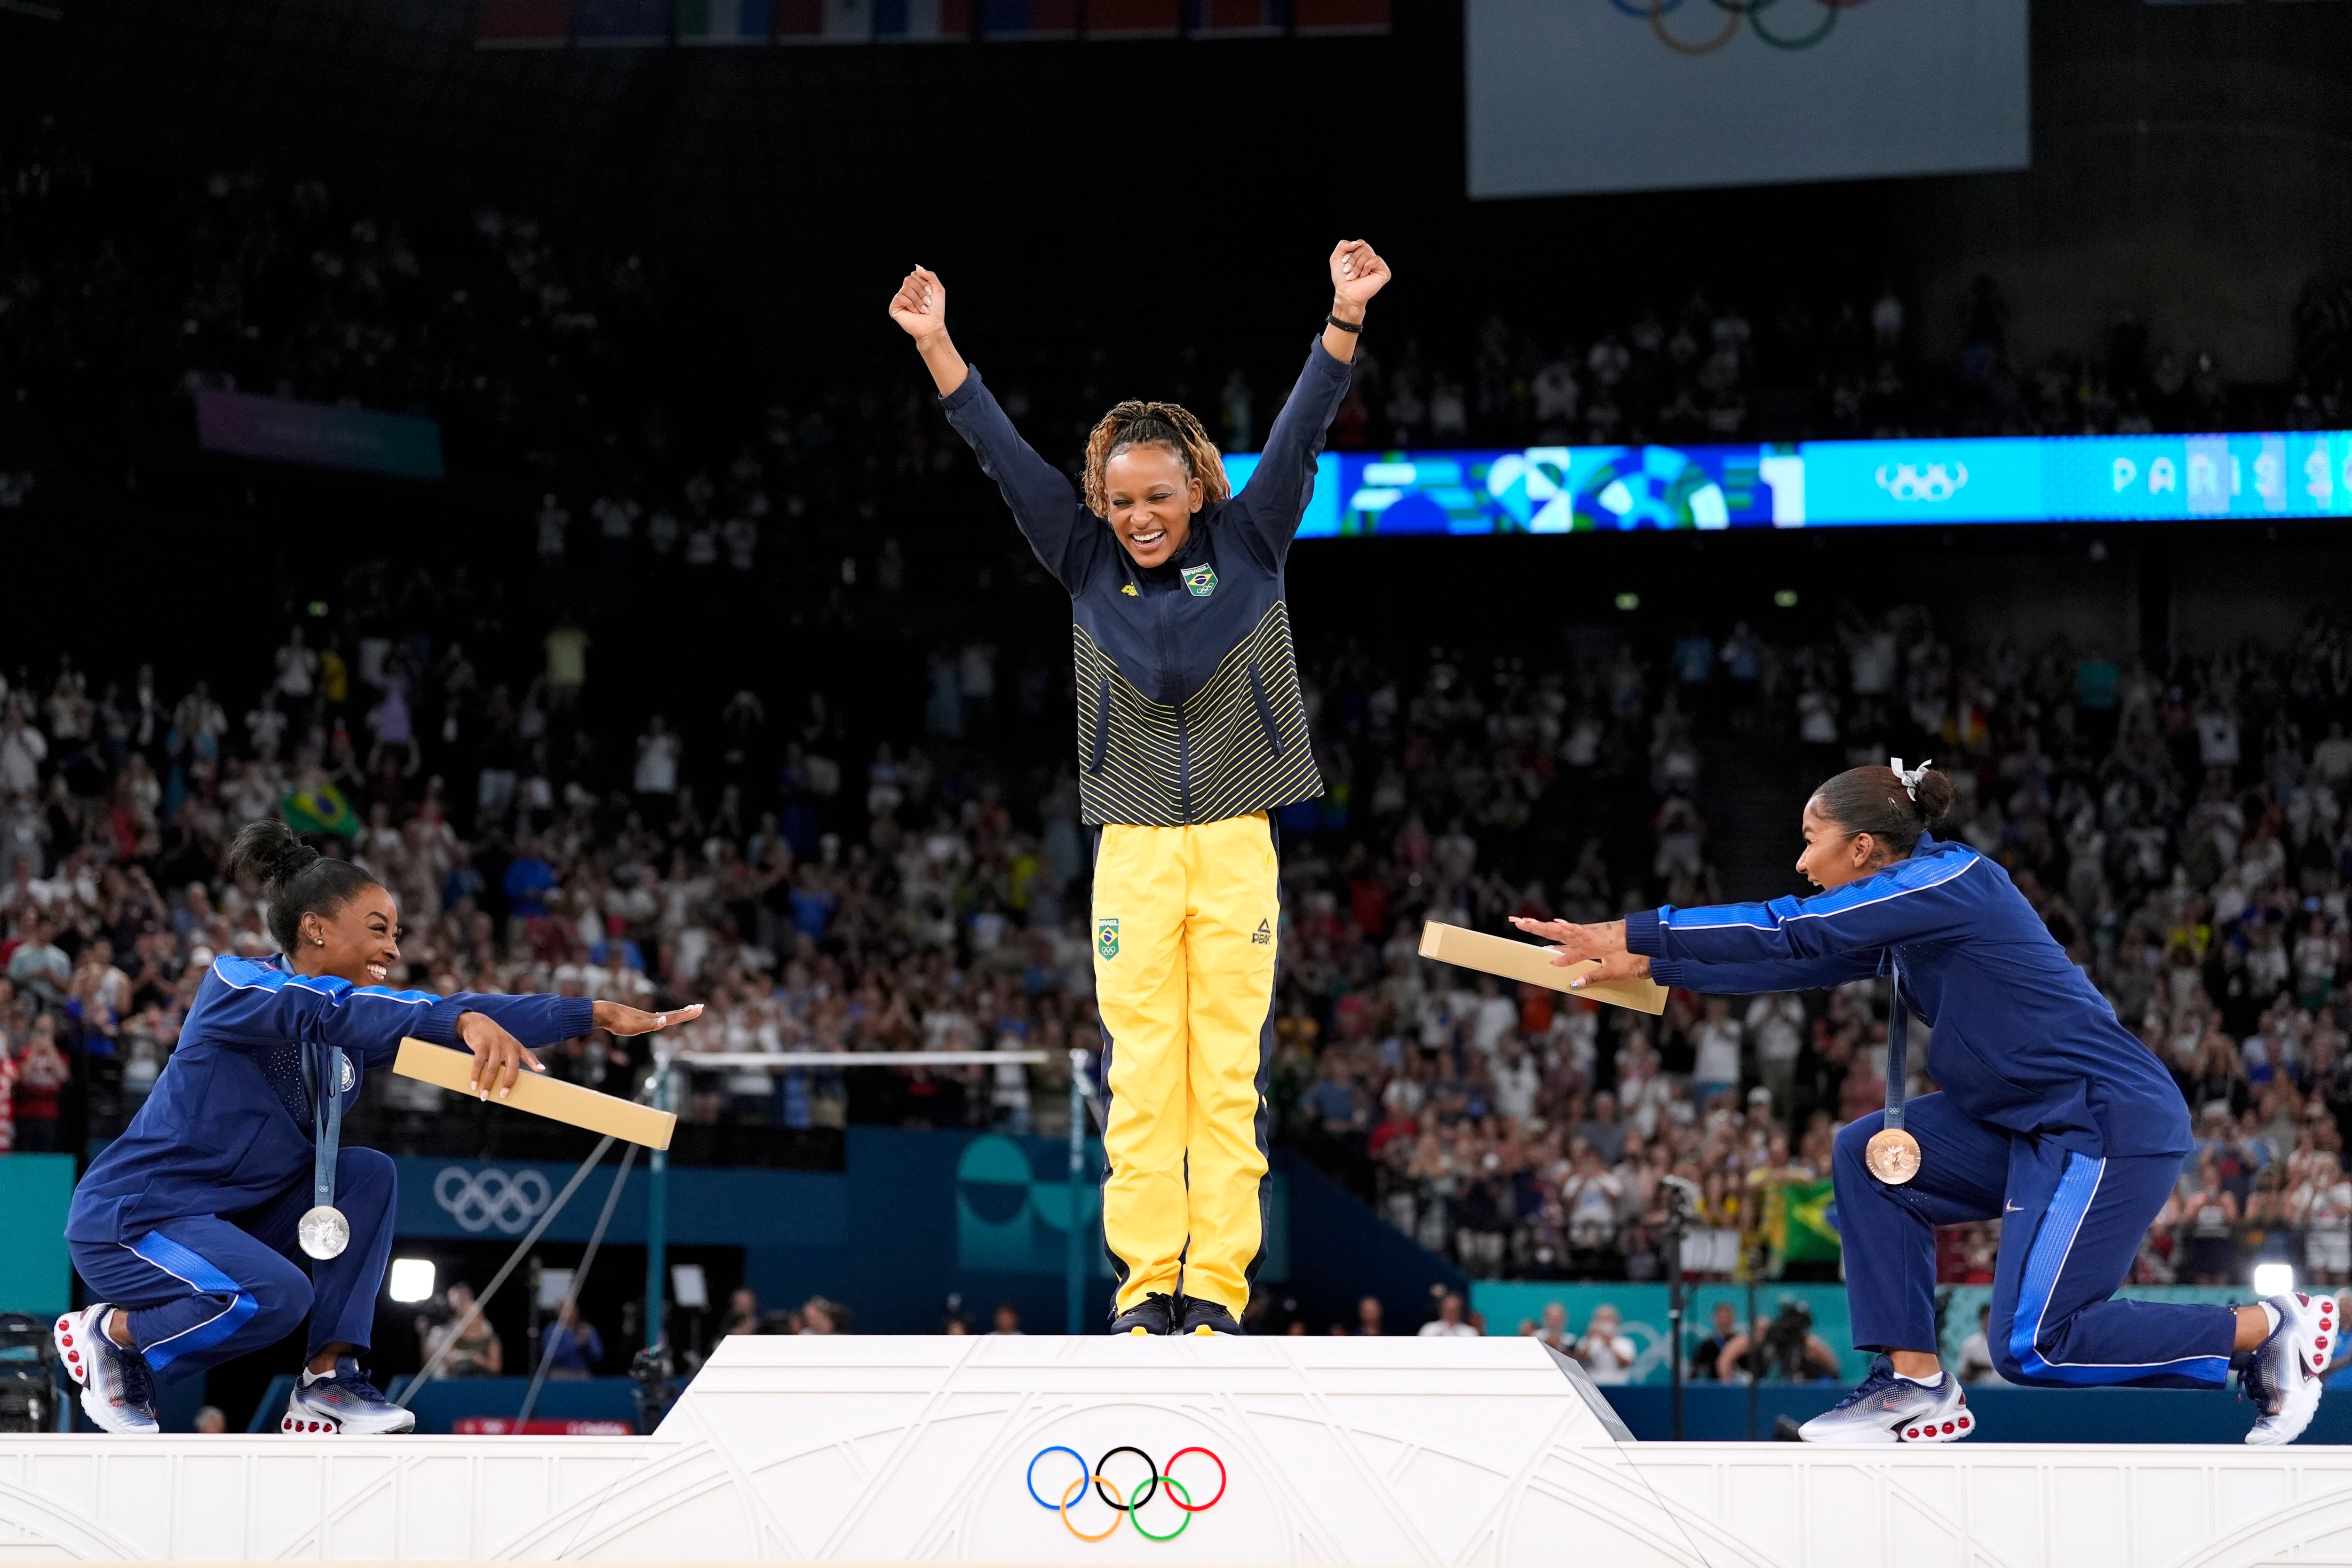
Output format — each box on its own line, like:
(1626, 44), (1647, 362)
(1029, 1445), (1229, 1540)
(1164, 1446), (1227, 1511)
(1630, 0), (1862, 55)
(1649, 0), (1740, 57)
(1058, 1476), (1124, 1543)
(1748, 0), (1837, 50)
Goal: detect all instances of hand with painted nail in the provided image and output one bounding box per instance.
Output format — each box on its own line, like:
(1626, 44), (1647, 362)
(456, 1010), (544, 1101)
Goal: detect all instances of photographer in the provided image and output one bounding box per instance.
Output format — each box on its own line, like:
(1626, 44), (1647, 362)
(1716, 1298), (1844, 1383)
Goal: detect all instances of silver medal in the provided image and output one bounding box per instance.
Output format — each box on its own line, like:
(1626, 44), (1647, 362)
(298, 1204), (350, 1260)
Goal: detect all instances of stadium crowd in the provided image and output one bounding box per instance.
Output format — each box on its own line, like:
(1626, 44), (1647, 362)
(4, 599), (2351, 1297)
(3, 115), (2328, 543)
(5, 123), (2352, 1310)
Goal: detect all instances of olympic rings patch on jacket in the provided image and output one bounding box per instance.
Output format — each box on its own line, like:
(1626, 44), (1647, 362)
(1026, 1445), (1226, 1541)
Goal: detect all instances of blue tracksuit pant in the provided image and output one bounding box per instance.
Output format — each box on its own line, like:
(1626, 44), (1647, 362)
(66, 1148), (397, 1384)
(1836, 1093), (2237, 1388)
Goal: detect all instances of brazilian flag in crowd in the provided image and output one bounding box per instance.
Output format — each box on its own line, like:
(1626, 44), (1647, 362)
(281, 781), (359, 840)
(1766, 1179), (1841, 1270)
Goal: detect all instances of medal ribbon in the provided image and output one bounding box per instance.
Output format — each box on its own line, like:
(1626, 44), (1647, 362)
(1883, 956), (1908, 1132)
(300, 1037), (347, 1213)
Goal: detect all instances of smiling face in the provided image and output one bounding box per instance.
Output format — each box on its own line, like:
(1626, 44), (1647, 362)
(299, 881), (402, 986)
(1794, 795), (1888, 892)
(1101, 443), (1202, 569)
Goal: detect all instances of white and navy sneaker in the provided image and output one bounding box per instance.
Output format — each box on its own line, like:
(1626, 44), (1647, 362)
(55, 1304), (160, 1434)
(281, 1356), (415, 1435)
(2244, 1291), (2335, 1446)
(1798, 1355), (1974, 1445)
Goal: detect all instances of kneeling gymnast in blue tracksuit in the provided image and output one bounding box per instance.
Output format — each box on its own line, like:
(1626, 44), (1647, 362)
(1514, 760), (2333, 1446)
(56, 819), (699, 1435)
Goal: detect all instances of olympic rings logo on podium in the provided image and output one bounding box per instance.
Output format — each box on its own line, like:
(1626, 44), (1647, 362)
(433, 1166), (553, 1234)
(1026, 1445), (1227, 1542)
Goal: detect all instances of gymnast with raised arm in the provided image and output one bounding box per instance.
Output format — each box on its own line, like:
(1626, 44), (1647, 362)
(890, 243), (1388, 1334)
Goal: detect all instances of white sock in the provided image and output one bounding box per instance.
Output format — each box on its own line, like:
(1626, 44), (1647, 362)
(2261, 1302), (2282, 1338)
(302, 1364), (337, 1386)
(1894, 1370), (1943, 1387)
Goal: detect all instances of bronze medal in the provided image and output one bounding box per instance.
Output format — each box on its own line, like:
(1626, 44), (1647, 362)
(1865, 1126), (1921, 1186)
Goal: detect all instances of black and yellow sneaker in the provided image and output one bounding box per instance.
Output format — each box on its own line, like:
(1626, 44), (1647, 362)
(1109, 1293), (1177, 1336)
(1177, 1298), (1242, 1336)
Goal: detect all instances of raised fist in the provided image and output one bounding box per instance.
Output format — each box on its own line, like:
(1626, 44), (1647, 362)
(888, 265), (947, 340)
(1330, 240), (1391, 309)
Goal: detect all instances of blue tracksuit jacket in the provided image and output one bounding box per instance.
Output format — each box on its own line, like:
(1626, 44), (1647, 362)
(940, 341), (1350, 827)
(1624, 834), (2189, 1159)
(67, 955), (593, 1244)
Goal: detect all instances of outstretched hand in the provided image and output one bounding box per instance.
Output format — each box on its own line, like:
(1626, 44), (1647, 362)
(1506, 915), (1648, 987)
(593, 999), (706, 1037)
(888, 266), (946, 341)
(1329, 240), (1391, 310)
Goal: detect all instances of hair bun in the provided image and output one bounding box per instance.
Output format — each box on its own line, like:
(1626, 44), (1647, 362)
(225, 817), (322, 894)
(1910, 768), (1957, 826)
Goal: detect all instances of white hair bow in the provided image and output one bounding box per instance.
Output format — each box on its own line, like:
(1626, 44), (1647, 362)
(1890, 757), (1933, 800)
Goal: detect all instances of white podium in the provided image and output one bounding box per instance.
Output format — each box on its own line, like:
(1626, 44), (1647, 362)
(3, 1334), (2350, 1565)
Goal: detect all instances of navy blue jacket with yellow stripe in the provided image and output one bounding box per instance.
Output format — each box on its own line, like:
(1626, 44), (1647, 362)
(1625, 835), (2189, 1159)
(941, 341), (1351, 827)
(67, 954), (593, 1243)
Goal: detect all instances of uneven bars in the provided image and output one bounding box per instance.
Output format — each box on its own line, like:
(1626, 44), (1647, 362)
(660, 1050), (1052, 1068)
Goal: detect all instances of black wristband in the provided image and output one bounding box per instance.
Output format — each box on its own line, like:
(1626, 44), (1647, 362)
(1325, 313), (1363, 334)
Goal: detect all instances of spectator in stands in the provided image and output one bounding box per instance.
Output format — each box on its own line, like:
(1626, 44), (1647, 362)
(1689, 1301), (1739, 1381)
(11, 1014), (67, 1152)
(424, 1283), (501, 1377)
(1578, 1304), (1637, 1384)
(538, 1299), (604, 1379)
(1418, 1292), (1477, 1338)
(1955, 1304), (2002, 1384)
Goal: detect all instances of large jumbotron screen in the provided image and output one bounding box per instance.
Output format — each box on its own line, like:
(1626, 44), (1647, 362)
(1226, 431), (2352, 537)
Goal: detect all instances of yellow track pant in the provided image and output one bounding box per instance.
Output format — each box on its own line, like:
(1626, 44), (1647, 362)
(1092, 812), (1279, 1317)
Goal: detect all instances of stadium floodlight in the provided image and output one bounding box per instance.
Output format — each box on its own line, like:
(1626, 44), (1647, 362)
(388, 1258), (437, 1303)
(2252, 1262), (2295, 1299)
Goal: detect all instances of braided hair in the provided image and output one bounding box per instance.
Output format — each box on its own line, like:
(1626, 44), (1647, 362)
(1081, 400), (1230, 517)
(225, 818), (383, 952)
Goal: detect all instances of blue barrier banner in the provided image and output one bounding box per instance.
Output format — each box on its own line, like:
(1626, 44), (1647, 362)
(1470, 1279), (1871, 1384)
(1224, 430), (2352, 536)
(0, 1153), (75, 1315)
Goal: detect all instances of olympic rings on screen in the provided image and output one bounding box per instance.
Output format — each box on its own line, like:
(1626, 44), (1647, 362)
(1650, 0), (1740, 56)
(1028, 1445), (1229, 1540)
(1629, 0), (1863, 55)
(1748, 0), (1838, 51)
